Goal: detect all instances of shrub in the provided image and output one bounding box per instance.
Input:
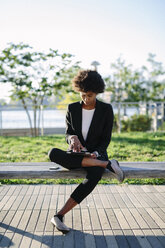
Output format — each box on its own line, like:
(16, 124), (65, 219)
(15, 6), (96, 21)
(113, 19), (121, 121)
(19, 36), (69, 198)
(112, 114), (118, 132)
(122, 114), (152, 131)
(158, 121), (165, 131)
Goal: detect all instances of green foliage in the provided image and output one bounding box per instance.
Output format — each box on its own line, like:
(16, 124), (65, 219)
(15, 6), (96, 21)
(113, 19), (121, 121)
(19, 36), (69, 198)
(0, 43), (81, 136)
(124, 178), (165, 185)
(158, 121), (165, 131)
(105, 54), (165, 103)
(122, 114), (152, 131)
(0, 178), (84, 185)
(146, 53), (165, 101)
(1, 178), (164, 185)
(57, 92), (80, 109)
(112, 114), (118, 132)
(54, 61), (81, 97)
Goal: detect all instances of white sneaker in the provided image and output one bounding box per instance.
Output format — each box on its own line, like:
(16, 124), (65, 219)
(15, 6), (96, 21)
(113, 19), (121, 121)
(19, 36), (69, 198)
(110, 159), (125, 183)
(51, 216), (70, 234)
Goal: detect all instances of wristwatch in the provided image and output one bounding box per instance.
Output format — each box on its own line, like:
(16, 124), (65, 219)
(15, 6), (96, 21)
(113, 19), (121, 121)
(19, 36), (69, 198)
(93, 151), (99, 157)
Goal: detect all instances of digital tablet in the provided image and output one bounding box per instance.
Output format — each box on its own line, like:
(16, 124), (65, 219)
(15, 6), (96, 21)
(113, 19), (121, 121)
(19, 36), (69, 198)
(66, 150), (91, 157)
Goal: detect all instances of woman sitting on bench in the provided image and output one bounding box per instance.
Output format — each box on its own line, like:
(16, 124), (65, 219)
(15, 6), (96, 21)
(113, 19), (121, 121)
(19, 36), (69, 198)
(49, 69), (124, 234)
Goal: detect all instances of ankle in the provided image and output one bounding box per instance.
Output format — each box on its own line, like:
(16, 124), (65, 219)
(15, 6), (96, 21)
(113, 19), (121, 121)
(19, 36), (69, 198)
(56, 212), (64, 217)
(55, 214), (64, 222)
(106, 160), (115, 173)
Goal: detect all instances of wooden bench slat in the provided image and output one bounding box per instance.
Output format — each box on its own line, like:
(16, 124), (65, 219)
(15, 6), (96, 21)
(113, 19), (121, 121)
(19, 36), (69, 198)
(0, 162), (165, 179)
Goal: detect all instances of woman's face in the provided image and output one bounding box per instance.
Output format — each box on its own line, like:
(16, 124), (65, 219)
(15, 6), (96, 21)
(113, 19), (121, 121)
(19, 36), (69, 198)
(80, 91), (97, 107)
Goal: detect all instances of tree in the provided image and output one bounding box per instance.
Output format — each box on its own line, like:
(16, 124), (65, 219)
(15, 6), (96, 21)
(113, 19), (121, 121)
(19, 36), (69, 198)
(105, 57), (137, 132)
(146, 53), (165, 126)
(145, 53), (165, 101)
(105, 57), (130, 102)
(55, 62), (82, 108)
(105, 54), (165, 132)
(105, 57), (150, 103)
(0, 42), (77, 136)
(0, 99), (7, 106)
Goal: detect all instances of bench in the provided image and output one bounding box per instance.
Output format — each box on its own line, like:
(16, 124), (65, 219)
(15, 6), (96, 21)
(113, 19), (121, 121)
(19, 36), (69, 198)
(0, 162), (165, 179)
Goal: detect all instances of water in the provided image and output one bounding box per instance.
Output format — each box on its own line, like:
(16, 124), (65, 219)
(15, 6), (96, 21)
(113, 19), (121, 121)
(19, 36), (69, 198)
(0, 107), (139, 129)
(1, 109), (66, 129)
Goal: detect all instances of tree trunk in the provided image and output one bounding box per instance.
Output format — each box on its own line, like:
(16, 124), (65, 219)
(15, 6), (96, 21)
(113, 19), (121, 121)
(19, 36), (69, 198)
(118, 102), (121, 133)
(161, 102), (164, 130)
(38, 96), (44, 135)
(33, 99), (37, 137)
(153, 103), (158, 132)
(38, 106), (41, 131)
(34, 108), (37, 136)
(21, 98), (34, 136)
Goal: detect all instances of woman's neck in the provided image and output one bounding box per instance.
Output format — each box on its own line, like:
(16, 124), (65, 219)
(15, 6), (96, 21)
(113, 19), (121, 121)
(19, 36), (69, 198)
(82, 102), (96, 110)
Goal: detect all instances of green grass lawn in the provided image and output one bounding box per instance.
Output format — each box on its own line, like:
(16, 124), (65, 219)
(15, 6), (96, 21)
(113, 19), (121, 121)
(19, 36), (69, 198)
(0, 132), (165, 185)
(1, 132), (165, 162)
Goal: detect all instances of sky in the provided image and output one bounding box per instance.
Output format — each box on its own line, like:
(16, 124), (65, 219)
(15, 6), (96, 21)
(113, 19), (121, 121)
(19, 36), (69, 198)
(0, 0), (165, 101)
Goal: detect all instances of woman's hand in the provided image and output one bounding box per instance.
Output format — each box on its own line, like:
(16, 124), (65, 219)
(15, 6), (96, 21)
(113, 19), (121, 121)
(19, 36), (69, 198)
(70, 135), (84, 152)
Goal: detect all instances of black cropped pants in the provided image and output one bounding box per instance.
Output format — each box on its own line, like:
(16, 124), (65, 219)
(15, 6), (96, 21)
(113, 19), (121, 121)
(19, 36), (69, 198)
(48, 148), (105, 204)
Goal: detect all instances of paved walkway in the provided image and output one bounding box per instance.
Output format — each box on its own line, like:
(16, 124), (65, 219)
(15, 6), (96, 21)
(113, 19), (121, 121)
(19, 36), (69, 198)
(0, 184), (165, 248)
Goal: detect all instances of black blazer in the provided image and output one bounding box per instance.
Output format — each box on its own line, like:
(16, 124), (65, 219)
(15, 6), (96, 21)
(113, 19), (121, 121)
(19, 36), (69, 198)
(65, 99), (114, 159)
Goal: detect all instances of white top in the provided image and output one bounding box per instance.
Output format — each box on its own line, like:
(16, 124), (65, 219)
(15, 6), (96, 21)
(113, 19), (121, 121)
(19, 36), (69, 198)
(82, 108), (95, 141)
